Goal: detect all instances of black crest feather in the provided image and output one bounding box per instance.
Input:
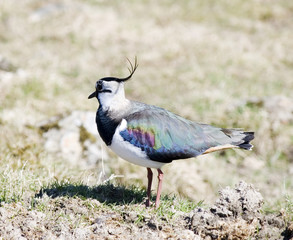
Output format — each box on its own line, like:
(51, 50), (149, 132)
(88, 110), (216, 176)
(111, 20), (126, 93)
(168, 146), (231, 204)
(100, 57), (138, 82)
(117, 57), (138, 82)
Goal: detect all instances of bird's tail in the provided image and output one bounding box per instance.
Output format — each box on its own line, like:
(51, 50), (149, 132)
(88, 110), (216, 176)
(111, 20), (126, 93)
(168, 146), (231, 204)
(236, 131), (254, 150)
(200, 125), (255, 155)
(221, 128), (254, 150)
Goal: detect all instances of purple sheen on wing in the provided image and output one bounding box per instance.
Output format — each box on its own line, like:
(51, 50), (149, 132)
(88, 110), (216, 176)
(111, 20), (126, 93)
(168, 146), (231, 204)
(126, 128), (155, 147)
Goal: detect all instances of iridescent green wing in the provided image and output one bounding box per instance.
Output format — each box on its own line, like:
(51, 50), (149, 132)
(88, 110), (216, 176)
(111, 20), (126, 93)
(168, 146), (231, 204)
(119, 107), (213, 162)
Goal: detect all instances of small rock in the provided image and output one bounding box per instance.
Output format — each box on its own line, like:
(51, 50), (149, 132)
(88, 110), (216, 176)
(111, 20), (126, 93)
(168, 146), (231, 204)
(94, 217), (105, 225)
(0, 207), (8, 217)
(38, 111), (109, 168)
(90, 199), (101, 207)
(60, 131), (82, 164)
(180, 229), (196, 239)
(143, 214), (151, 222)
(128, 211), (138, 222)
(73, 227), (92, 239)
(0, 55), (16, 72)
(29, 3), (65, 22)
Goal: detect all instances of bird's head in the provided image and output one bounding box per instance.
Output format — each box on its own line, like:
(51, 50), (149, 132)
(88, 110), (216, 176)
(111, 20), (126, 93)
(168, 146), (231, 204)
(88, 58), (138, 110)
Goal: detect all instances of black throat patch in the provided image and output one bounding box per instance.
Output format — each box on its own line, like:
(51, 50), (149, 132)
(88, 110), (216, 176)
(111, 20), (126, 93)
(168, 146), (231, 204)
(96, 107), (121, 146)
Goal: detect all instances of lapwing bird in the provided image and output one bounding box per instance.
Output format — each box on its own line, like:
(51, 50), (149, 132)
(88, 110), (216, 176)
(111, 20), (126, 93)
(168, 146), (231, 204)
(88, 58), (254, 208)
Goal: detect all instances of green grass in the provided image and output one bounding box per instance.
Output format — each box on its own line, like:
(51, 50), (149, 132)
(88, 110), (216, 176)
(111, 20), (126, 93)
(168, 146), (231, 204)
(262, 194), (293, 225)
(36, 180), (203, 216)
(285, 195), (293, 222)
(0, 160), (202, 222)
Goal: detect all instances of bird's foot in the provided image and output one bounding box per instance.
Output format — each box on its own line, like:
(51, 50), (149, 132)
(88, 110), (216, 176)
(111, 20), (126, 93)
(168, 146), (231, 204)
(145, 199), (152, 207)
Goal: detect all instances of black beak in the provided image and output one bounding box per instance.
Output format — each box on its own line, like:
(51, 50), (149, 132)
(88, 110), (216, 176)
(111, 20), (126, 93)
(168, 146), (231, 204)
(88, 91), (96, 99)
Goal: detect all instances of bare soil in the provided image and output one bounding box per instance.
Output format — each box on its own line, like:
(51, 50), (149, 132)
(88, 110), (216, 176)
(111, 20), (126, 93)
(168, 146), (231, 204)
(0, 181), (292, 239)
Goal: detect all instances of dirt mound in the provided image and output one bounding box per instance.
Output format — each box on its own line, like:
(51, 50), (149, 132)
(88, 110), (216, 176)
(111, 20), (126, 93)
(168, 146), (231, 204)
(189, 181), (291, 239)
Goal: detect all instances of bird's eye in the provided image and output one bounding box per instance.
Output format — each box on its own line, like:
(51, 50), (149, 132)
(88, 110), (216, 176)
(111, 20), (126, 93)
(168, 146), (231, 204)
(96, 81), (103, 91)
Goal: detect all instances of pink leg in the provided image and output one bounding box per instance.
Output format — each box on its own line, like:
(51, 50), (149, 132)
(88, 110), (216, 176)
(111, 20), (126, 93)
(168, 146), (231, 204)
(155, 169), (164, 209)
(146, 168), (153, 207)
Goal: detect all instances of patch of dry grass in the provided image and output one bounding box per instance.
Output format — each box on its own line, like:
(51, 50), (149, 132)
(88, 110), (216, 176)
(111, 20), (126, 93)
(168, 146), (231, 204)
(0, 0), (292, 237)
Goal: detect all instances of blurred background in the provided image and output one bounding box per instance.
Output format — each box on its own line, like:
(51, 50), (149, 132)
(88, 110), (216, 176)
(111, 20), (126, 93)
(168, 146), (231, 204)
(0, 0), (292, 210)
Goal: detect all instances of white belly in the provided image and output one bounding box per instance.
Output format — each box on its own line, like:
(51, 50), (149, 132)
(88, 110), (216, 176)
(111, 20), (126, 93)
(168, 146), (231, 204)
(108, 119), (166, 169)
